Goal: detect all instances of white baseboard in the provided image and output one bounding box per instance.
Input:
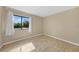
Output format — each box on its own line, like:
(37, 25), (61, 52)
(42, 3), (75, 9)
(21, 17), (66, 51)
(2, 33), (79, 47)
(3, 34), (42, 46)
(45, 34), (79, 47)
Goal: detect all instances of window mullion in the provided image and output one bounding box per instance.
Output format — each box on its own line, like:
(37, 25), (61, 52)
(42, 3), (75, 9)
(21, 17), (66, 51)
(21, 16), (22, 30)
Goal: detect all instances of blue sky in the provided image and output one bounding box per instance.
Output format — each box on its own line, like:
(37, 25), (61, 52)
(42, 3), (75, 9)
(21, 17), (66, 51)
(13, 16), (29, 23)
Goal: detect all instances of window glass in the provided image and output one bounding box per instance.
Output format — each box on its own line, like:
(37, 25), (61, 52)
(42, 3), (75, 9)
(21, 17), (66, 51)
(13, 15), (29, 30)
(22, 17), (29, 29)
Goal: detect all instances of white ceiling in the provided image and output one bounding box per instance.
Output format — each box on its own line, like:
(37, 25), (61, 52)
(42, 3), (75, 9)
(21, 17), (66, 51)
(8, 6), (77, 17)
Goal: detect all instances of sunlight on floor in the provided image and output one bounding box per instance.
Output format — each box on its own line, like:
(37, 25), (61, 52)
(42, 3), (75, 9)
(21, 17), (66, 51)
(21, 42), (35, 52)
(8, 42), (35, 52)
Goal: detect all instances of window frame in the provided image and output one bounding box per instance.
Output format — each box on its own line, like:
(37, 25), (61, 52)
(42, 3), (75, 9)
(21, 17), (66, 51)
(13, 15), (29, 30)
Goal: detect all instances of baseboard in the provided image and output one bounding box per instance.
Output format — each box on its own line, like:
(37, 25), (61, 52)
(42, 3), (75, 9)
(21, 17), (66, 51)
(2, 33), (79, 47)
(45, 34), (79, 47)
(3, 34), (42, 46)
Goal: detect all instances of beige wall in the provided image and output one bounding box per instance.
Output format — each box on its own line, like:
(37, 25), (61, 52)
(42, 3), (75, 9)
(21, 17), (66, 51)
(43, 7), (79, 44)
(0, 7), (3, 47)
(2, 6), (79, 45)
(2, 7), (43, 43)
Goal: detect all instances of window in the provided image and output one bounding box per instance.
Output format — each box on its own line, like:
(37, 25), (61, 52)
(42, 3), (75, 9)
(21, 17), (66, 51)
(13, 15), (29, 30)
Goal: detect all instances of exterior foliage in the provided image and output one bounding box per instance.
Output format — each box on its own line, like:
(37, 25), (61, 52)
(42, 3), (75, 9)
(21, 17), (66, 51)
(14, 21), (29, 28)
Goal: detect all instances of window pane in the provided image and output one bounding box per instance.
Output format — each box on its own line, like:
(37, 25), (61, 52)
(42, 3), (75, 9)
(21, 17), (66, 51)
(22, 17), (29, 29)
(13, 16), (21, 28)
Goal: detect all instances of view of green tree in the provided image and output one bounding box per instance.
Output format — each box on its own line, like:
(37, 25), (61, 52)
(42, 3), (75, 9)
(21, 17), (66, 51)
(14, 21), (29, 28)
(22, 21), (29, 28)
(14, 23), (21, 28)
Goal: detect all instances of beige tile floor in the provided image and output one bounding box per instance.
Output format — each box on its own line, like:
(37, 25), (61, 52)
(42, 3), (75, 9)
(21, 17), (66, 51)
(0, 35), (79, 52)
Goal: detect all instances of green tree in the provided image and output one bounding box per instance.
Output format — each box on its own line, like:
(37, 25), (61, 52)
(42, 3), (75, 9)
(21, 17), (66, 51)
(23, 21), (29, 28)
(14, 23), (21, 28)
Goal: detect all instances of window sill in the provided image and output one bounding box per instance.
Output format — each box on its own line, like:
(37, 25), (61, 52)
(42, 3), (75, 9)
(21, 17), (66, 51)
(14, 28), (32, 34)
(14, 28), (29, 31)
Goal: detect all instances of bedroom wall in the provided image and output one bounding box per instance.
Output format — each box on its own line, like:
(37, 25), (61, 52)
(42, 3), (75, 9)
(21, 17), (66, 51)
(0, 7), (3, 47)
(43, 7), (79, 44)
(2, 6), (79, 45)
(2, 7), (43, 43)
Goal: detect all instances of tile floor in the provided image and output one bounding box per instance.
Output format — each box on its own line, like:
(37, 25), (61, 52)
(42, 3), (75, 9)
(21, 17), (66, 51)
(0, 35), (79, 52)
